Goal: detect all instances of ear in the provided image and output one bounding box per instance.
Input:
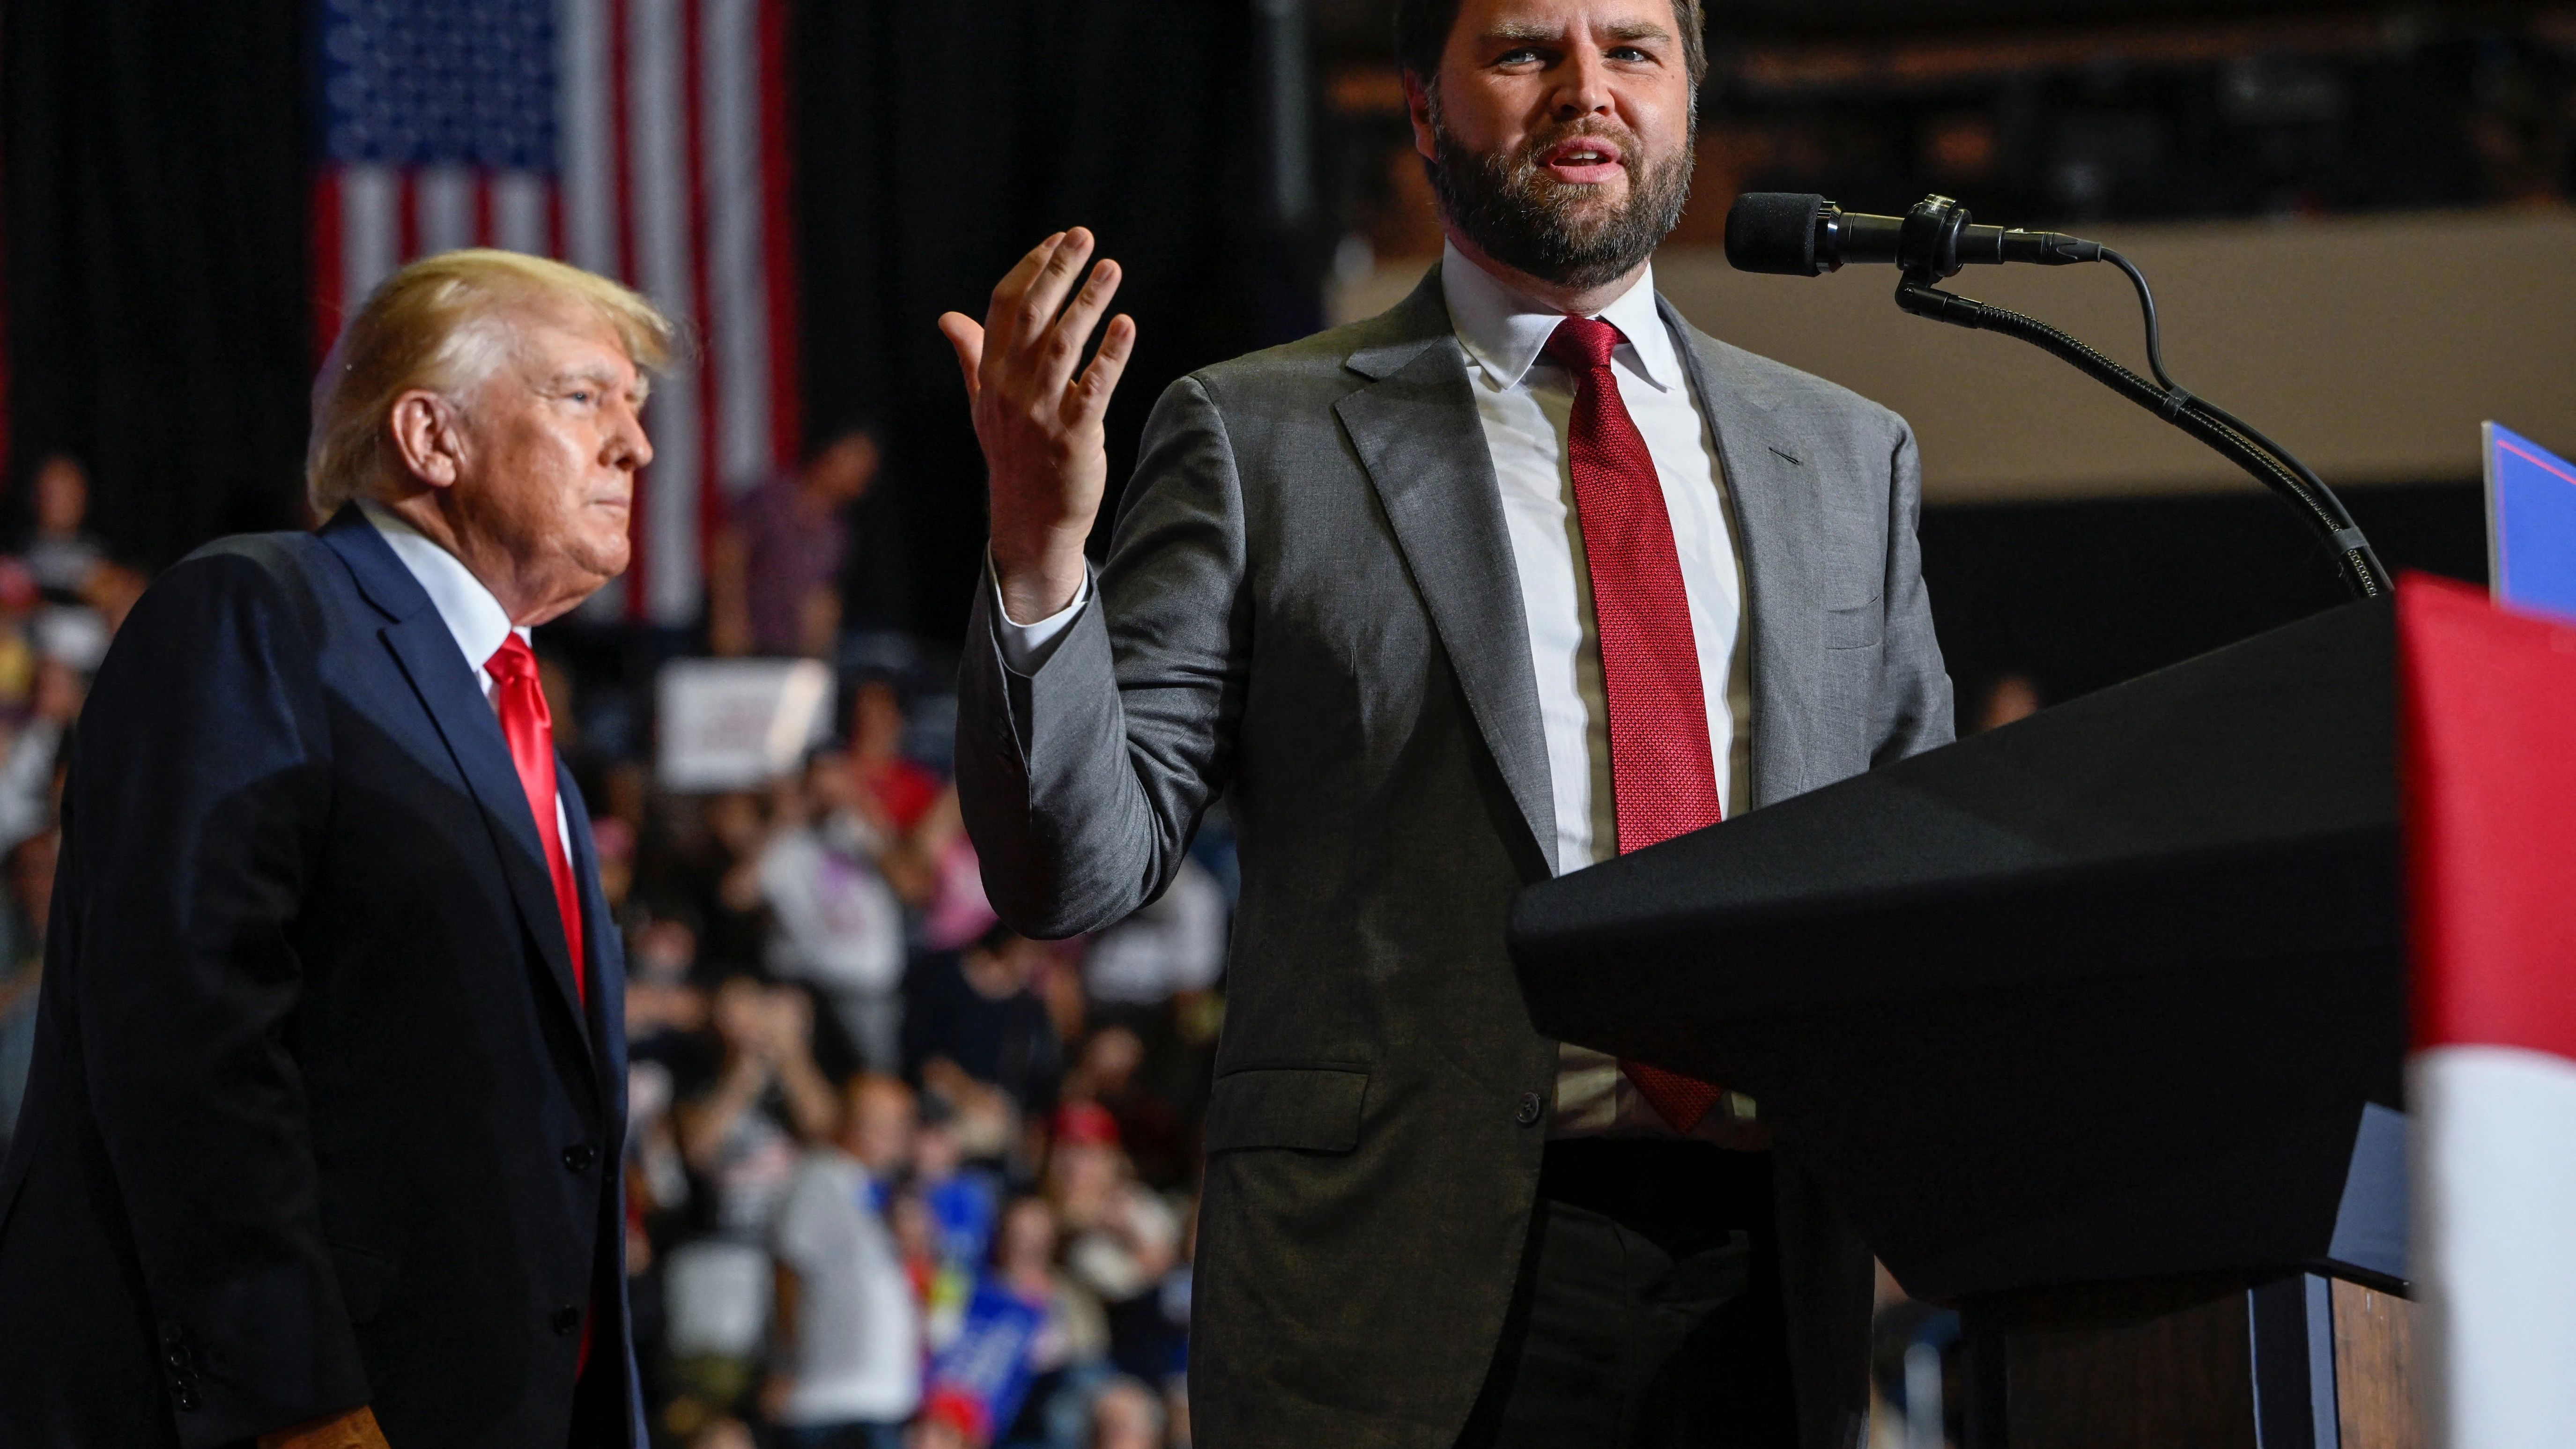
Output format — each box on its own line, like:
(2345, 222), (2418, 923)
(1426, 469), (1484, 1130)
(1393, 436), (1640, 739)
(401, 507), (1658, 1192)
(387, 389), (466, 490)
(1404, 72), (1439, 164)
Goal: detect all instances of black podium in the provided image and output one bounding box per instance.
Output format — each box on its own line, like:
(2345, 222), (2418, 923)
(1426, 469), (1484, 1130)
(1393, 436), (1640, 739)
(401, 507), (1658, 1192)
(1509, 599), (2415, 1449)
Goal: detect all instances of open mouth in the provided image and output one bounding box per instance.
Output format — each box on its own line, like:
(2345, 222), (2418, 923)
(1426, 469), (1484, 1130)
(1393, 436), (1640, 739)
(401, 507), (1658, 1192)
(1537, 136), (1627, 186)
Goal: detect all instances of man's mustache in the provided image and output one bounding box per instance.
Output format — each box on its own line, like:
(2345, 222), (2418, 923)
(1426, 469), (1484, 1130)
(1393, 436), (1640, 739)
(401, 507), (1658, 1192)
(1511, 122), (1645, 180)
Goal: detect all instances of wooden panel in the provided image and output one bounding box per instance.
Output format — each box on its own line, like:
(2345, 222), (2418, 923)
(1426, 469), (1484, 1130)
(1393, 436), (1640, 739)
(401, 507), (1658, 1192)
(2333, 1279), (2420, 1449)
(2001, 1276), (2259, 1449)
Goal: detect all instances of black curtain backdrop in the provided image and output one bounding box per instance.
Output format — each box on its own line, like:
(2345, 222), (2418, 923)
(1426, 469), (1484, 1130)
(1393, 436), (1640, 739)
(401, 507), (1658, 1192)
(3, 0), (311, 566)
(798, 0), (1320, 642)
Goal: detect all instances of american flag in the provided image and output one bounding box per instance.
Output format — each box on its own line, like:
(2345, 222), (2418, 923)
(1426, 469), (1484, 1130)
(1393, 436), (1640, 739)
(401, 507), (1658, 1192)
(312, 0), (801, 625)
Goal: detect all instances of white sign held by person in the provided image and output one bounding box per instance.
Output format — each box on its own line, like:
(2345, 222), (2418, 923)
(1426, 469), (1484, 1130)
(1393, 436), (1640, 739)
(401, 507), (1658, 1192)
(657, 658), (834, 791)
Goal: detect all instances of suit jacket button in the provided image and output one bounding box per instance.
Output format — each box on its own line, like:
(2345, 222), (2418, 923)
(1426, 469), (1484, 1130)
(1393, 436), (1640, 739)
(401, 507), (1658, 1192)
(173, 1387), (200, 1412)
(551, 1305), (582, 1336)
(563, 1144), (597, 1172)
(1514, 1091), (1544, 1126)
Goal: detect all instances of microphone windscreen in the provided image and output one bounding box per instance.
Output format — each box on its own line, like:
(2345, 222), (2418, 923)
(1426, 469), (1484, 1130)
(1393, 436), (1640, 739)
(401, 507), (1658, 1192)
(1725, 193), (1827, 276)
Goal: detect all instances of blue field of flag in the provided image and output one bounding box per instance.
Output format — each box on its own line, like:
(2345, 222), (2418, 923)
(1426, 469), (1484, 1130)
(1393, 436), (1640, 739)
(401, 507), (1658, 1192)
(2486, 422), (2576, 623)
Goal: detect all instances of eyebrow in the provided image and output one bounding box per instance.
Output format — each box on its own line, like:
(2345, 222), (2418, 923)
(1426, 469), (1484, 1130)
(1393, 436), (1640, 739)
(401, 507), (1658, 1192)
(543, 367), (649, 403)
(1484, 18), (1674, 44)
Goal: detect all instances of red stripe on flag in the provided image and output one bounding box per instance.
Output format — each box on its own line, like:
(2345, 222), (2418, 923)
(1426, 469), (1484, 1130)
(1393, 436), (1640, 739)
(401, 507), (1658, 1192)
(760, 0), (802, 472)
(686, 0), (724, 577)
(311, 170), (346, 362)
(607, 1), (638, 287)
(397, 173), (421, 265)
(475, 176), (496, 248)
(2401, 574), (2576, 1063)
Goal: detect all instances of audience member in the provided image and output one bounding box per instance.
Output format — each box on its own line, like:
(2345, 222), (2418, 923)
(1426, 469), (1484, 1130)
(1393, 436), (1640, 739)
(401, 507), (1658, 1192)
(18, 454), (107, 603)
(665, 978), (839, 1414)
(0, 661), (77, 853)
(912, 1092), (1005, 1277)
(760, 749), (910, 1072)
(848, 676), (942, 836)
(887, 1186), (970, 1352)
(1045, 1104), (1182, 1386)
(707, 428), (880, 658)
(766, 1074), (925, 1448)
(910, 927), (1065, 1124)
(923, 1197), (1108, 1449)
(1086, 1377), (1166, 1449)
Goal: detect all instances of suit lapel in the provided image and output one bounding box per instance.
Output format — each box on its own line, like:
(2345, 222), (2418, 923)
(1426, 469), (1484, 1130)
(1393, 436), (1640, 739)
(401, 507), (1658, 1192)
(561, 766), (625, 1121)
(1338, 268), (1558, 871)
(1658, 297), (1819, 811)
(321, 511), (596, 1072)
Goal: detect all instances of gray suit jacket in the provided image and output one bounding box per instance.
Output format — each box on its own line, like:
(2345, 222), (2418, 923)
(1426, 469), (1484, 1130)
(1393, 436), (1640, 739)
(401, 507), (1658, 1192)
(956, 265), (1953, 1449)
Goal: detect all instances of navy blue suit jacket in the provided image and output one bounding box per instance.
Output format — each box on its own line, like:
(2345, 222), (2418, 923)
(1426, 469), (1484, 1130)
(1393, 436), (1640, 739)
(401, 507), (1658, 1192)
(0, 509), (643, 1448)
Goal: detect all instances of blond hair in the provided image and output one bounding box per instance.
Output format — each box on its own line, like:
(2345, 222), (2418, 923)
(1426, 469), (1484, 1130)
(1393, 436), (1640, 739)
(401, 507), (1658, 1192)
(306, 249), (678, 515)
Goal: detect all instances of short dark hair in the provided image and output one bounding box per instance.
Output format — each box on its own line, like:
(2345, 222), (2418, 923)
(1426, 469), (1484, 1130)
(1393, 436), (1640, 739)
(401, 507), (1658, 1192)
(1394, 0), (1709, 95)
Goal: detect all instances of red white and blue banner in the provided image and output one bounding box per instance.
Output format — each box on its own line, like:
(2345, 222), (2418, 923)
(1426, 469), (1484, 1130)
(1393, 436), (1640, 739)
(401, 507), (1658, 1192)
(312, 0), (801, 625)
(2401, 577), (2576, 1447)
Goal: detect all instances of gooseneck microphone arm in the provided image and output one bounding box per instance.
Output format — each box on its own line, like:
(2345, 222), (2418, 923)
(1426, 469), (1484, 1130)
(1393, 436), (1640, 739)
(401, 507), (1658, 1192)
(1725, 192), (2390, 600)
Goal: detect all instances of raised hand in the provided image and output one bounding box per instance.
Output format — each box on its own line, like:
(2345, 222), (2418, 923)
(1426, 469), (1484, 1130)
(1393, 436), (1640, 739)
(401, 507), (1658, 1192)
(937, 228), (1136, 625)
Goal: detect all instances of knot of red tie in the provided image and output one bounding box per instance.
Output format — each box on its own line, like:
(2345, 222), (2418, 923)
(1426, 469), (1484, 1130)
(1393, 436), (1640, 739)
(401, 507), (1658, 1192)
(486, 632), (542, 692)
(1544, 314), (1625, 374)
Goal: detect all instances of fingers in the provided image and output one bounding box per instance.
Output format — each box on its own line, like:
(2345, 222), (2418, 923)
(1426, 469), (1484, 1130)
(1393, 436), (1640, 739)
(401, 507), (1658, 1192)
(970, 226), (1132, 439)
(1066, 314), (1138, 429)
(936, 312), (986, 402)
(984, 233), (1066, 334)
(1033, 258), (1124, 397)
(1014, 228), (1097, 350)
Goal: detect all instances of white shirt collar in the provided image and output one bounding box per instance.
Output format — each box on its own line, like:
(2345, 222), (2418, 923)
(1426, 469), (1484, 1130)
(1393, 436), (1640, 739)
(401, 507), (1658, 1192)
(1439, 240), (1681, 395)
(356, 499), (525, 673)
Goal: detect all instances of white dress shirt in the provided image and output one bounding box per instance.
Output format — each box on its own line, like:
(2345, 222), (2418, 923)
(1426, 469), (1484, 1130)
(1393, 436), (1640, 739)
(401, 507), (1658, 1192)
(1441, 247), (1758, 1144)
(991, 248), (1760, 1142)
(359, 501), (575, 872)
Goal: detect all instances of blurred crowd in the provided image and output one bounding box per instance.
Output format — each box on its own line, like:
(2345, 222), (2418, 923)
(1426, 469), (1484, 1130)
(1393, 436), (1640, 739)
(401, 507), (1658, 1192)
(0, 438), (1237, 1449)
(0, 453), (145, 1168)
(605, 675), (1233, 1449)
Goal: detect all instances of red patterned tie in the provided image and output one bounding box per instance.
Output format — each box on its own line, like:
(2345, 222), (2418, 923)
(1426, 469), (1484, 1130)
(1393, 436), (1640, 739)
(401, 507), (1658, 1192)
(487, 635), (586, 1006)
(1546, 315), (1726, 1134)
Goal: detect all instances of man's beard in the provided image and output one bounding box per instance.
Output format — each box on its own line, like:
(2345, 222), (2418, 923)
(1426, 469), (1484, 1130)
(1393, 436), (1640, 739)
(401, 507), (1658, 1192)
(1426, 103), (1694, 292)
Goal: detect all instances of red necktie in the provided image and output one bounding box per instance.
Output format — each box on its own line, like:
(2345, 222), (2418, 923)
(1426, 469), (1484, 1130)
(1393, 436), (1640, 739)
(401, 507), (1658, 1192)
(486, 635), (586, 1006)
(487, 634), (601, 1378)
(1546, 315), (1726, 1134)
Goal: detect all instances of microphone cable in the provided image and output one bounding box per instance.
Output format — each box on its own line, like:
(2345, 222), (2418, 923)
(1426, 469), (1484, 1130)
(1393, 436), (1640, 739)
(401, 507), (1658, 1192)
(2097, 247), (2386, 598)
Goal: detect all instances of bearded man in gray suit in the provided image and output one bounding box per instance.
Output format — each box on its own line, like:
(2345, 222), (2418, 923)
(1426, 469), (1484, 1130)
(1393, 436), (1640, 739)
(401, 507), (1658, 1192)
(937, 0), (1951, 1444)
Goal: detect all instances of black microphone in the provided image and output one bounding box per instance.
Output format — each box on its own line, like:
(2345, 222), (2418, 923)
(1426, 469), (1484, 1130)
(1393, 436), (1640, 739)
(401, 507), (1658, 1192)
(1725, 192), (2103, 279)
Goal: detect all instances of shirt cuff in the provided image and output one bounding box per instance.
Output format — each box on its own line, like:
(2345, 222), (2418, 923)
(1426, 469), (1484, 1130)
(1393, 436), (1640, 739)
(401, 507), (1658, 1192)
(989, 555), (1092, 673)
